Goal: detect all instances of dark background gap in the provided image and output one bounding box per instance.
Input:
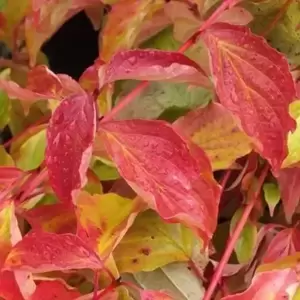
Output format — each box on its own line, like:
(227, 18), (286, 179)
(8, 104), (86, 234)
(0, 11), (99, 145)
(42, 11), (99, 80)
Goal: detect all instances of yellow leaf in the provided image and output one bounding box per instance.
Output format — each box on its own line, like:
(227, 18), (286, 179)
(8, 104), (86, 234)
(114, 210), (200, 273)
(173, 102), (252, 170)
(100, 0), (164, 61)
(75, 191), (141, 259)
(0, 0), (30, 47)
(11, 129), (46, 171)
(283, 100), (300, 167)
(0, 146), (14, 166)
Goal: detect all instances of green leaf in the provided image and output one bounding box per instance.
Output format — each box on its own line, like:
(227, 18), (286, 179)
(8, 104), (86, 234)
(92, 160), (120, 181)
(12, 129), (46, 171)
(246, 0), (300, 65)
(0, 91), (10, 129)
(115, 80), (211, 120)
(263, 182), (281, 217)
(114, 210), (201, 273)
(230, 208), (257, 264)
(0, 145), (14, 166)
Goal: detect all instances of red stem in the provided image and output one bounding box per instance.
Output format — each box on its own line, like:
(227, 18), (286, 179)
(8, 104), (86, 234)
(100, 0), (238, 123)
(203, 164), (269, 300)
(260, 0), (293, 36)
(93, 271), (99, 300)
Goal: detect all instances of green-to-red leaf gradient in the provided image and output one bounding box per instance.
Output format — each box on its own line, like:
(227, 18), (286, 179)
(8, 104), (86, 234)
(98, 119), (221, 244)
(202, 23), (296, 170)
(46, 93), (96, 204)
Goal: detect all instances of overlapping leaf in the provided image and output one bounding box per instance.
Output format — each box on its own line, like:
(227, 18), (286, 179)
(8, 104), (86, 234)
(230, 208), (257, 264)
(173, 102), (252, 170)
(98, 119), (221, 243)
(0, 271), (24, 300)
(22, 202), (77, 233)
(46, 93), (96, 204)
(262, 226), (300, 264)
(25, 0), (102, 65)
(223, 268), (298, 300)
(0, 65), (84, 102)
(4, 232), (103, 272)
(283, 100), (300, 168)
(100, 0), (165, 61)
(202, 23), (296, 170)
(75, 191), (141, 258)
(276, 167), (300, 223)
(31, 280), (81, 300)
(114, 210), (201, 273)
(99, 49), (211, 89)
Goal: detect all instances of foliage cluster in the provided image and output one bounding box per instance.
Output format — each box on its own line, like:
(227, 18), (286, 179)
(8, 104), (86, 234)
(0, 0), (300, 299)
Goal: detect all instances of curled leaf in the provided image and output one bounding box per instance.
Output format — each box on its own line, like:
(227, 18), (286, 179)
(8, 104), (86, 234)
(99, 49), (211, 89)
(99, 119), (221, 243)
(46, 93), (96, 204)
(202, 23), (296, 170)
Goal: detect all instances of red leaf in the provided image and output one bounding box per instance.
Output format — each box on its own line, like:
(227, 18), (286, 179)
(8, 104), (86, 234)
(98, 119), (221, 243)
(4, 232), (103, 272)
(0, 271), (23, 300)
(46, 93), (96, 204)
(0, 65), (84, 102)
(99, 49), (211, 89)
(22, 203), (77, 234)
(0, 167), (23, 193)
(223, 268), (297, 300)
(140, 290), (174, 300)
(262, 226), (300, 264)
(202, 23), (296, 170)
(276, 167), (300, 223)
(31, 280), (80, 300)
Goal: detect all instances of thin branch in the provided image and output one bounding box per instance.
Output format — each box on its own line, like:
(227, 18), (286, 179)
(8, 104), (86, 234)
(203, 163), (269, 300)
(260, 0), (293, 37)
(100, 0), (239, 123)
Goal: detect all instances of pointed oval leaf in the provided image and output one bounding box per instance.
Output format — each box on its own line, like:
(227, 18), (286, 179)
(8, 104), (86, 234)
(276, 167), (300, 223)
(230, 208), (257, 264)
(100, 0), (164, 61)
(114, 210), (201, 273)
(202, 23), (296, 170)
(4, 232), (103, 272)
(263, 182), (281, 217)
(99, 49), (211, 89)
(75, 191), (141, 258)
(46, 93), (96, 204)
(99, 119), (221, 243)
(173, 102), (252, 170)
